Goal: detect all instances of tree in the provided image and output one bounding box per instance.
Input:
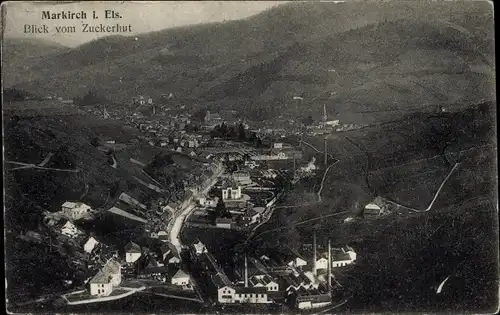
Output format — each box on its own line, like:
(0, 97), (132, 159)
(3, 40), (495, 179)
(191, 108), (207, 123)
(228, 126), (237, 139)
(220, 123), (228, 138)
(238, 123), (246, 141)
(214, 198), (230, 219)
(90, 137), (100, 147)
(255, 137), (263, 148)
(273, 174), (291, 192)
(247, 132), (257, 144)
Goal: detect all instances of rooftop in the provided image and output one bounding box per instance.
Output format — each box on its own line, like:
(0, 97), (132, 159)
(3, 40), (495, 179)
(235, 286), (268, 294)
(89, 259), (121, 284)
(172, 269), (189, 280)
(216, 217), (233, 224)
(125, 241), (141, 253)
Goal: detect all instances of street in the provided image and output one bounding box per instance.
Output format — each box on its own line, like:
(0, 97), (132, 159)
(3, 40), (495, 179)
(168, 163), (224, 255)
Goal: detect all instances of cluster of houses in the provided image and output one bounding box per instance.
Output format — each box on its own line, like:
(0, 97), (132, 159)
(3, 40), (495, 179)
(344, 196), (392, 223)
(86, 239), (192, 298)
(41, 199), (196, 298)
(189, 241), (273, 304)
(188, 239), (357, 309)
(193, 182), (265, 230)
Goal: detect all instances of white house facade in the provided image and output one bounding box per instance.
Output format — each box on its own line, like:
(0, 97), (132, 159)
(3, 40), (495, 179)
(89, 259), (121, 296)
(171, 269), (190, 286)
(61, 201), (91, 220)
(125, 242), (142, 263)
(60, 221), (81, 238)
(83, 237), (99, 254)
(222, 186), (242, 200)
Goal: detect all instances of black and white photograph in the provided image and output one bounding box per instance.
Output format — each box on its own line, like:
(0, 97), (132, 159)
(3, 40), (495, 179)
(2, 1), (498, 314)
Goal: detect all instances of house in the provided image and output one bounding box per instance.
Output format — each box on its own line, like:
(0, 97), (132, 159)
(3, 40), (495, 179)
(343, 216), (356, 223)
(157, 231), (169, 242)
(232, 172), (252, 185)
(171, 269), (190, 286)
(125, 242), (142, 263)
(146, 256), (164, 268)
(218, 285), (270, 304)
(133, 95), (146, 105)
(325, 120), (340, 126)
(287, 257), (308, 269)
(60, 221), (81, 238)
(238, 208), (261, 227)
(296, 294), (332, 310)
(159, 243), (180, 265)
(315, 255), (329, 270)
(138, 257), (168, 282)
(89, 259), (122, 296)
(83, 237), (99, 254)
(364, 196), (386, 217)
(222, 186), (242, 200)
(216, 217), (233, 229)
(198, 196), (219, 208)
(249, 274), (279, 291)
(193, 240), (208, 256)
(204, 111), (223, 127)
(251, 151), (288, 161)
(119, 193), (147, 210)
(61, 201), (91, 220)
(331, 246), (357, 268)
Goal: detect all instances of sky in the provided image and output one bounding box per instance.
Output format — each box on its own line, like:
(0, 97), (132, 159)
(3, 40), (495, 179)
(3, 1), (286, 47)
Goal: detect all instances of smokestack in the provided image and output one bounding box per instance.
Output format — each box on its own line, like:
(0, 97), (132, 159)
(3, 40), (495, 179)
(328, 239), (332, 292)
(244, 254), (248, 287)
(324, 137), (328, 167)
(313, 232), (317, 276)
(323, 104), (327, 124)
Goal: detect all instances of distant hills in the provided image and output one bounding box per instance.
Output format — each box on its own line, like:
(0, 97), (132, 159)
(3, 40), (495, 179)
(2, 38), (70, 87)
(3, 1), (495, 123)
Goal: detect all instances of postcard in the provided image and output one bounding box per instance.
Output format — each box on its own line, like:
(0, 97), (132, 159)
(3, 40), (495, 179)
(2, 1), (498, 314)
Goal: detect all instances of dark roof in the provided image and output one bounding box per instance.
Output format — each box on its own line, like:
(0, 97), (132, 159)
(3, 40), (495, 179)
(216, 217), (233, 224)
(298, 273), (312, 284)
(211, 272), (231, 288)
(236, 286), (268, 294)
(172, 269), (189, 279)
(243, 208), (259, 218)
(140, 266), (168, 275)
(332, 252), (351, 261)
(159, 242), (171, 255)
(296, 293), (332, 303)
(125, 241), (141, 253)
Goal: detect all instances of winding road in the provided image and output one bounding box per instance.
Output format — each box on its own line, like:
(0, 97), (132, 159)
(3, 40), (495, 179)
(383, 162), (461, 212)
(168, 163), (224, 255)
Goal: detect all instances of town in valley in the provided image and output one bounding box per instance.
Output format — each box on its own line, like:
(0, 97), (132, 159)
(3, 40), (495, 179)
(3, 1), (498, 314)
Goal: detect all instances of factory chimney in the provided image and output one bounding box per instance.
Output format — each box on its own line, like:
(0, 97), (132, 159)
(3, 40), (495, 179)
(313, 232), (317, 276)
(328, 239), (332, 292)
(323, 104), (328, 126)
(324, 136), (328, 167)
(244, 253), (248, 288)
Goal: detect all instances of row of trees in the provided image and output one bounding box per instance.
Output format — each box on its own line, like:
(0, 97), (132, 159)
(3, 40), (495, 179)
(209, 123), (269, 148)
(209, 122), (247, 140)
(208, 198), (231, 224)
